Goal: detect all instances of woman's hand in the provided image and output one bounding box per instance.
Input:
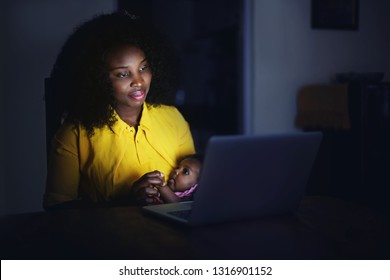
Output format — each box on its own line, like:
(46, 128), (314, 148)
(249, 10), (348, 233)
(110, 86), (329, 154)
(132, 170), (165, 205)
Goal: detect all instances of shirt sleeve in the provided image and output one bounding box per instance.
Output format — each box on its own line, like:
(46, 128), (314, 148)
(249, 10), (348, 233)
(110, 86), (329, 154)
(43, 123), (80, 208)
(174, 107), (196, 157)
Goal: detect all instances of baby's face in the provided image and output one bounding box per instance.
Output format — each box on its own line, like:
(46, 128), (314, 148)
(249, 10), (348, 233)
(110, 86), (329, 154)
(169, 158), (201, 192)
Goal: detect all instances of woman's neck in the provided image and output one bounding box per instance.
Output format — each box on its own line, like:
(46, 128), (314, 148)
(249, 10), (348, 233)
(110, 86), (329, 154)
(115, 105), (143, 127)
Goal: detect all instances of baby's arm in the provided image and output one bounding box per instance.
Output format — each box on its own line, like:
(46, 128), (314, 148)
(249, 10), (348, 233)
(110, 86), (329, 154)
(158, 179), (180, 203)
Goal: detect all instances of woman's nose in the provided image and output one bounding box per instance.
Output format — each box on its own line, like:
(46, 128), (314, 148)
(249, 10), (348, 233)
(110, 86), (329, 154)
(130, 76), (143, 87)
(130, 81), (142, 87)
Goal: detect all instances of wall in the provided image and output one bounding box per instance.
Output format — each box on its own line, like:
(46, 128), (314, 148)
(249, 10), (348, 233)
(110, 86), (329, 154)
(252, 0), (390, 133)
(1, 2), (7, 216)
(1, 0), (115, 215)
(0, 63), (4, 216)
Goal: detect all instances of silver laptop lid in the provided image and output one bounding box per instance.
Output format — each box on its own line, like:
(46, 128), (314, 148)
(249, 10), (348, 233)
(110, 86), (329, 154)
(189, 132), (322, 226)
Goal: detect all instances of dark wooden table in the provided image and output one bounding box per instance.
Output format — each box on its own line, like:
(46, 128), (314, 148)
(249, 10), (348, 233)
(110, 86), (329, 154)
(1, 196), (388, 260)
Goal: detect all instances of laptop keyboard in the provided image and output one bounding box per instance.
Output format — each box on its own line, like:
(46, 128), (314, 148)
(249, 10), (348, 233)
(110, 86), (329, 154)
(168, 209), (192, 220)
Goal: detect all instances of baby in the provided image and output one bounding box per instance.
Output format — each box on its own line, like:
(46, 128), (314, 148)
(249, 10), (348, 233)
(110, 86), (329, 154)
(156, 154), (203, 203)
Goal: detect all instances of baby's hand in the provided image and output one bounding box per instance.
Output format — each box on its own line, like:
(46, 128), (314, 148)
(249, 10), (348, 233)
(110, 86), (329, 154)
(167, 178), (175, 191)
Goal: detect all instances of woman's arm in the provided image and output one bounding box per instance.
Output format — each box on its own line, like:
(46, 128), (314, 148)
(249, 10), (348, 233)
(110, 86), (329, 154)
(43, 124), (81, 210)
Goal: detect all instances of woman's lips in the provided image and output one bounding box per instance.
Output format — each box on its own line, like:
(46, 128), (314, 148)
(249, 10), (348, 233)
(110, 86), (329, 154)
(128, 90), (145, 100)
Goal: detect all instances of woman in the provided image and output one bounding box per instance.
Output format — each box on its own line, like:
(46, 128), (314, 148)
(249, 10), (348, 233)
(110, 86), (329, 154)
(43, 12), (195, 209)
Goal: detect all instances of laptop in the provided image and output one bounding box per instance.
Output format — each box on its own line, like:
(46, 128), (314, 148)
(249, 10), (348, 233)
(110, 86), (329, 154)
(142, 131), (322, 226)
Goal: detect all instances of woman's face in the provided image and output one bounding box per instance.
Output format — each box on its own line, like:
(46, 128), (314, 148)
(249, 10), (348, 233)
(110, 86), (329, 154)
(106, 45), (152, 111)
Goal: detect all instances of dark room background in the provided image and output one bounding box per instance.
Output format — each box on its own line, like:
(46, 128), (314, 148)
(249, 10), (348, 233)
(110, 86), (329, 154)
(1, 0), (389, 215)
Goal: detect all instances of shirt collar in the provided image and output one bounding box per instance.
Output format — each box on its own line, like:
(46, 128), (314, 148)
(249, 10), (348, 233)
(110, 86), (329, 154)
(139, 103), (152, 131)
(112, 103), (153, 134)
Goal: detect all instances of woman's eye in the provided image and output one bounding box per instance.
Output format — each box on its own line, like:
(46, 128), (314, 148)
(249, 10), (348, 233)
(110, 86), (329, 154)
(117, 72), (129, 78)
(140, 65), (149, 72)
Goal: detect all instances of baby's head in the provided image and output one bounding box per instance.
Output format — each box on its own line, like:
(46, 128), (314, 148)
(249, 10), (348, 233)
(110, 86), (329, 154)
(168, 154), (203, 192)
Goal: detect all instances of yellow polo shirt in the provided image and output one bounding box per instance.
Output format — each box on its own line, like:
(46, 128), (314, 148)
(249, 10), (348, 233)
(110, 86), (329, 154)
(44, 104), (195, 207)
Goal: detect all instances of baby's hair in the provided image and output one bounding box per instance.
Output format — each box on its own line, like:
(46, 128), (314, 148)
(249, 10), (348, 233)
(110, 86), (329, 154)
(179, 153), (204, 164)
(49, 12), (179, 136)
